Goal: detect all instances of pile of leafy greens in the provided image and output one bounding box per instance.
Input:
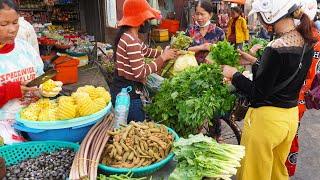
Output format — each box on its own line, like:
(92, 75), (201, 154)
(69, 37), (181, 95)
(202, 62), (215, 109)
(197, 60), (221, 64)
(169, 134), (245, 180)
(209, 41), (239, 67)
(243, 38), (268, 58)
(146, 64), (235, 137)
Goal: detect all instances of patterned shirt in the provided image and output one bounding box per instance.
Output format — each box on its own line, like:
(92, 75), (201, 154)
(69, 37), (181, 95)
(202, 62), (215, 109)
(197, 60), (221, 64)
(186, 23), (225, 63)
(116, 32), (163, 83)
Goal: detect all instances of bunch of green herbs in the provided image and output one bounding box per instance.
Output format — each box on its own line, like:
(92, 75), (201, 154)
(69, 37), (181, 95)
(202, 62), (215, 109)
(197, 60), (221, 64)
(243, 38), (268, 58)
(209, 41), (239, 67)
(146, 64), (235, 137)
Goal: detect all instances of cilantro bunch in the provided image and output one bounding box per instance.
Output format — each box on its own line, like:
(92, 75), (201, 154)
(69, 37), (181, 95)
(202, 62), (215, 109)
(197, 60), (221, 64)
(209, 41), (239, 67)
(146, 64), (235, 137)
(243, 38), (268, 58)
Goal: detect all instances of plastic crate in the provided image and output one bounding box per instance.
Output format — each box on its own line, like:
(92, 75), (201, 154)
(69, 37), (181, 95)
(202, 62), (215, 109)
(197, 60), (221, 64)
(0, 141), (79, 166)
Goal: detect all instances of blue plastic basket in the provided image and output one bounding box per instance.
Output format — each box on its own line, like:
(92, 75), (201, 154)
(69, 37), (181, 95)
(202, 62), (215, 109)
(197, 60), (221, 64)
(98, 127), (179, 177)
(0, 141), (79, 166)
(14, 119), (98, 142)
(16, 102), (112, 130)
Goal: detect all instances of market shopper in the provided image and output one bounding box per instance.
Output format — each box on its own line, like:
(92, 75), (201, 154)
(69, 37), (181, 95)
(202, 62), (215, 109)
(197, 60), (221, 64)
(226, 7), (249, 49)
(222, 0), (315, 179)
(285, 0), (319, 175)
(186, 0), (225, 64)
(0, 0), (43, 144)
(111, 0), (178, 122)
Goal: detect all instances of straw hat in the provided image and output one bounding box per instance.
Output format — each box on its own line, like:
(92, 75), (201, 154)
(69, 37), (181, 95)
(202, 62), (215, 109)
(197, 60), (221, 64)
(118, 0), (161, 27)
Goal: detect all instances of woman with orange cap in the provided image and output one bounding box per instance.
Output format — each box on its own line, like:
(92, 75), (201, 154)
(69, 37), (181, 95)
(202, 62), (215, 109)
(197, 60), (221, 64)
(110, 0), (178, 122)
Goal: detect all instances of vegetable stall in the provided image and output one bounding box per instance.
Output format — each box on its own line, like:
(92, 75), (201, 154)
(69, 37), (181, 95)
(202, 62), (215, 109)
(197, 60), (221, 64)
(0, 33), (249, 180)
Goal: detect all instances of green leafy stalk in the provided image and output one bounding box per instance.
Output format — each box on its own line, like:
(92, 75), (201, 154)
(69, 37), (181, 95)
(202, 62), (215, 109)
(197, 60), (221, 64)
(169, 134), (245, 180)
(98, 172), (148, 180)
(146, 64), (235, 137)
(170, 31), (193, 50)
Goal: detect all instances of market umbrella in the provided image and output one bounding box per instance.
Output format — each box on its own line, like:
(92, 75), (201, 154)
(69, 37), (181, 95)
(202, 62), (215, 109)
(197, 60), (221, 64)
(223, 0), (246, 4)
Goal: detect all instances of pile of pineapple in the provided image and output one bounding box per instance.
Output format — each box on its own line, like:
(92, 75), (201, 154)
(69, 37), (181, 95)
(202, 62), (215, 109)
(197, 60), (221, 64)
(20, 85), (111, 121)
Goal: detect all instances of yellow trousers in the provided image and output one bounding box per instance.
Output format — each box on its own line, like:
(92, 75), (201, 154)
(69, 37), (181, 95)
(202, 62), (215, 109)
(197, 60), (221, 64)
(236, 106), (298, 180)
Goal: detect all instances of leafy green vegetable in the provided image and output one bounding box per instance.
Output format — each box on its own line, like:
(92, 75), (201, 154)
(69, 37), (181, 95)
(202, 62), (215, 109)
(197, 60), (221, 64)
(146, 64), (235, 137)
(98, 173), (148, 180)
(162, 52), (198, 78)
(209, 41), (239, 67)
(0, 136), (4, 146)
(169, 134), (245, 180)
(170, 31), (193, 50)
(243, 38), (268, 58)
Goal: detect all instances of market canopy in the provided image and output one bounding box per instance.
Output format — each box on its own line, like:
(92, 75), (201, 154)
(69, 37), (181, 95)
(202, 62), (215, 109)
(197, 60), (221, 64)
(222, 0), (246, 4)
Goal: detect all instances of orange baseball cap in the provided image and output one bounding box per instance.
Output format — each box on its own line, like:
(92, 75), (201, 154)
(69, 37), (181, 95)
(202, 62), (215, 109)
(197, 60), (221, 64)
(118, 0), (162, 27)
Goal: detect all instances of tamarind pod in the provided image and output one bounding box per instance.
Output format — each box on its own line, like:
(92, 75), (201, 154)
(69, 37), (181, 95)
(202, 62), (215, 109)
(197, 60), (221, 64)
(120, 141), (129, 152)
(122, 151), (130, 162)
(114, 142), (123, 155)
(128, 151), (135, 161)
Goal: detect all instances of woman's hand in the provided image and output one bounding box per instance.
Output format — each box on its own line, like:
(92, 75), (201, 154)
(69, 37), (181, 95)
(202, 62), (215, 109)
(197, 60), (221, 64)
(238, 49), (258, 65)
(222, 65), (238, 79)
(20, 81), (39, 96)
(249, 44), (263, 56)
(200, 42), (212, 51)
(160, 46), (179, 62)
(21, 85), (38, 96)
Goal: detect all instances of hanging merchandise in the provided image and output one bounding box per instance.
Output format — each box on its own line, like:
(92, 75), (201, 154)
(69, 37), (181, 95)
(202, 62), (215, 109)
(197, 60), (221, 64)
(106, 0), (117, 27)
(149, 0), (161, 26)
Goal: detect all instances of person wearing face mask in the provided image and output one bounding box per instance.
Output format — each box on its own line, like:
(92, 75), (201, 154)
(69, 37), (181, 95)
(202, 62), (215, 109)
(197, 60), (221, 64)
(111, 0), (178, 123)
(186, 0), (225, 64)
(222, 0), (315, 179)
(0, 0), (44, 144)
(227, 7), (249, 49)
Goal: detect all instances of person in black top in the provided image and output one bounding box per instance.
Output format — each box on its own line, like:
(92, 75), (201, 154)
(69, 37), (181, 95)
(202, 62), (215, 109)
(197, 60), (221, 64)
(222, 0), (316, 179)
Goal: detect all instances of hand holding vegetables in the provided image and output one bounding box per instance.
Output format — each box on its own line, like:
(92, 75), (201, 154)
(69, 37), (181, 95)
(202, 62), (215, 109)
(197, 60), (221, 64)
(243, 38), (268, 58)
(160, 46), (179, 62)
(222, 65), (238, 79)
(200, 42), (212, 51)
(238, 49), (257, 65)
(249, 44), (264, 56)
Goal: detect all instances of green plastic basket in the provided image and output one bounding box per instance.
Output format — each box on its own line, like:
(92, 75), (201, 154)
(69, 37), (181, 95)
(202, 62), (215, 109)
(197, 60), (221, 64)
(0, 141), (80, 166)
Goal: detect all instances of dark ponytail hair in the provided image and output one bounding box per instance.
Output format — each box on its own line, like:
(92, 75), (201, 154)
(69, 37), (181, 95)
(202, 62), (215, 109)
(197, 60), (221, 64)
(197, 0), (213, 14)
(296, 13), (317, 45)
(0, 0), (17, 11)
(113, 26), (130, 61)
(231, 7), (242, 15)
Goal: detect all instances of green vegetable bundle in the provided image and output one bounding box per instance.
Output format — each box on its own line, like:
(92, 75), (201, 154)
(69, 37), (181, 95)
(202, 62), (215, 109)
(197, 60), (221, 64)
(169, 134), (245, 180)
(243, 38), (268, 58)
(170, 31), (193, 50)
(209, 41), (239, 67)
(98, 173), (148, 180)
(146, 64), (235, 137)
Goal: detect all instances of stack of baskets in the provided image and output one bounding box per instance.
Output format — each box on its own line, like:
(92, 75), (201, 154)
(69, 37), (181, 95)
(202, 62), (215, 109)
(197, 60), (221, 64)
(14, 103), (112, 143)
